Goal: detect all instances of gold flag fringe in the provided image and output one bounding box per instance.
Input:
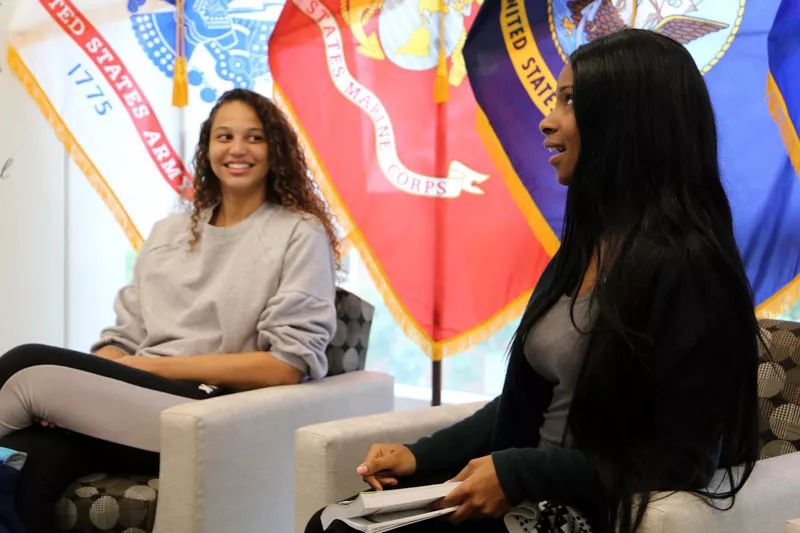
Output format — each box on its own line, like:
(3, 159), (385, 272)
(767, 70), (800, 179)
(8, 44), (143, 251)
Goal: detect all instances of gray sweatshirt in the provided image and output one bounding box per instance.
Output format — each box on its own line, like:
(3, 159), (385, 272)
(91, 202), (337, 379)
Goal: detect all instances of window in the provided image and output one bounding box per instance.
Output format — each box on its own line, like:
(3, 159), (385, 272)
(339, 248), (514, 406)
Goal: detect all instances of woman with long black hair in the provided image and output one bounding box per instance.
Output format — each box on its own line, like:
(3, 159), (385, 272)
(306, 28), (762, 533)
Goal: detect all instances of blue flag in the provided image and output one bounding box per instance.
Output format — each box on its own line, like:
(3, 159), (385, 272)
(465, 0), (800, 316)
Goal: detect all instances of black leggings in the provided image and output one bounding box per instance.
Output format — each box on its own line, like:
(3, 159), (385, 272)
(0, 344), (227, 533)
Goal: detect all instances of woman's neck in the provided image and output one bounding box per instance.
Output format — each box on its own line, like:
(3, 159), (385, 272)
(213, 193), (266, 227)
(577, 242), (606, 297)
(577, 253), (598, 296)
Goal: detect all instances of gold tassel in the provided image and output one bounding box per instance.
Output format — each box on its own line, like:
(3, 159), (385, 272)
(172, 0), (189, 107)
(434, 0), (449, 103)
(173, 57), (189, 107)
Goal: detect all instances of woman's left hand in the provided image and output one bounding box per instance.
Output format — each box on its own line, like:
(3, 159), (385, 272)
(430, 455), (510, 523)
(116, 356), (165, 376)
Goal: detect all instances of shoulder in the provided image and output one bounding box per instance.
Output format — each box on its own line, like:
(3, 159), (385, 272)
(142, 211), (193, 252)
(659, 238), (738, 302)
(153, 210), (193, 234)
(256, 204), (331, 247)
(637, 235), (752, 339)
(627, 234), (733, 294)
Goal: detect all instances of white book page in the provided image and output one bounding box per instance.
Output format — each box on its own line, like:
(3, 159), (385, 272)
(360, 483), (461, 514)
(344, 507), (458, 533)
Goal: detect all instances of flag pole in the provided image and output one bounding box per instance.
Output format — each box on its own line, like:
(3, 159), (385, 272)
(172, 0), (189, 198)
(432, 0), (449, 406)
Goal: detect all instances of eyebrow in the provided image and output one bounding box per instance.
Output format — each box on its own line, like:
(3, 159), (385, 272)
(212, 126), (265, 133)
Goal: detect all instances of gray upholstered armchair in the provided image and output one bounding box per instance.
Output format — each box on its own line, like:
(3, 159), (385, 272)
(53, 288), (395, 533)
(294, 319), (800, 533)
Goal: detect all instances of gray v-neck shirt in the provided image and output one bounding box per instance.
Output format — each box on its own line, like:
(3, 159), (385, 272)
(524, 293), (595, 448)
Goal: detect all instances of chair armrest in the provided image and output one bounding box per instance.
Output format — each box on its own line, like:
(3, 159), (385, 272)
(638, 452), (800, 533)
(153, 371), (394, 533)
(294, 401), (486, 532)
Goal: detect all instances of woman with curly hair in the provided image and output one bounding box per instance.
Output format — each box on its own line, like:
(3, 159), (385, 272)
(0, 88), (339, 532)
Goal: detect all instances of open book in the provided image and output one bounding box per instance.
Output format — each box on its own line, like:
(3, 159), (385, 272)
(320, 482), (461, 533)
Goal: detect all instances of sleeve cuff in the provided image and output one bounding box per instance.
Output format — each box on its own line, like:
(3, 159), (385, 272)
(492, 448), (529, 505)
(269, 350), (311, 376)
(406, 438), (437, 476)
(91, 340), (134, 355)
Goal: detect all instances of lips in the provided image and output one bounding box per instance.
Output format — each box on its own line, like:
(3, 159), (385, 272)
(543, 142), (566, 154)
(543, 142), (566, 167)
(222, 162), (256, 177)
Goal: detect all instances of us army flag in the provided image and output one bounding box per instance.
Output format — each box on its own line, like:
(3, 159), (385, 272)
(7, 0), (283, 247)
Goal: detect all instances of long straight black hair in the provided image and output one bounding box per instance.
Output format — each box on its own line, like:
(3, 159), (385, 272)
(508, 29), (761, 532)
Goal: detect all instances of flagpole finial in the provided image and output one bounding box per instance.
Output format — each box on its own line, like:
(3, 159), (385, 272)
(172, 0), (189, 107)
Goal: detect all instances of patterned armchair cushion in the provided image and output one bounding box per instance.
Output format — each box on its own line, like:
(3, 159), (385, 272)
(325, 288), (375, 376)
(54, 473), (158, 532)
(756, 319), (800, 458)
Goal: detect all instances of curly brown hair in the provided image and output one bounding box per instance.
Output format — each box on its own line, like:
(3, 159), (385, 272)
(188, 89), (340, 266)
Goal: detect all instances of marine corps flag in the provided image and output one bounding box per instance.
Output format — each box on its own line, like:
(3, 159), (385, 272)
(464, 0), (800, 316)
(269, 0), (559, 358)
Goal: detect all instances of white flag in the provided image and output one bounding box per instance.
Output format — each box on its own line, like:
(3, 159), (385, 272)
(7, 0), (283, 248)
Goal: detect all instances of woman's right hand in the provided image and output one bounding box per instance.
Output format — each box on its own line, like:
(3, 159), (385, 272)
(356, 443), (417, 491)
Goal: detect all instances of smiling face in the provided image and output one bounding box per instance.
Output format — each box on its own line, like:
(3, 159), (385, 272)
(208, 100), (269, 200)
(539, 63), (581, 186)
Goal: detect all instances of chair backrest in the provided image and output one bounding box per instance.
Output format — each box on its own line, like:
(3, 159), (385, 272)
(756, 319), (800, 458)
(325, 288), (375, 376)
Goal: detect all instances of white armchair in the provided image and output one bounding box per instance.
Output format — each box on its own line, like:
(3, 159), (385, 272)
(294, 402), (800, 533)
(155, 370), (394, 533)
(294, 402), (482, 533)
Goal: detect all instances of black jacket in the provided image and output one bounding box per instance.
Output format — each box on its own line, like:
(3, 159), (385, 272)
(407, 250), (756, 527)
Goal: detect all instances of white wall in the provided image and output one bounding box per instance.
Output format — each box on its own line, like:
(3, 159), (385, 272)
(0, 0), (66, 352)
(64, 157), (132, 352)
(0, 0), (130, 354)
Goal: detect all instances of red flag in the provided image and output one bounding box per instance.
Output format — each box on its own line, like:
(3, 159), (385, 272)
(269, 0), (558, 359)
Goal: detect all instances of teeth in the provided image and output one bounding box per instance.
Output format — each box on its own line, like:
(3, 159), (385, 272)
(227, 163), (251, 169)
(546, 146), (565, 153)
